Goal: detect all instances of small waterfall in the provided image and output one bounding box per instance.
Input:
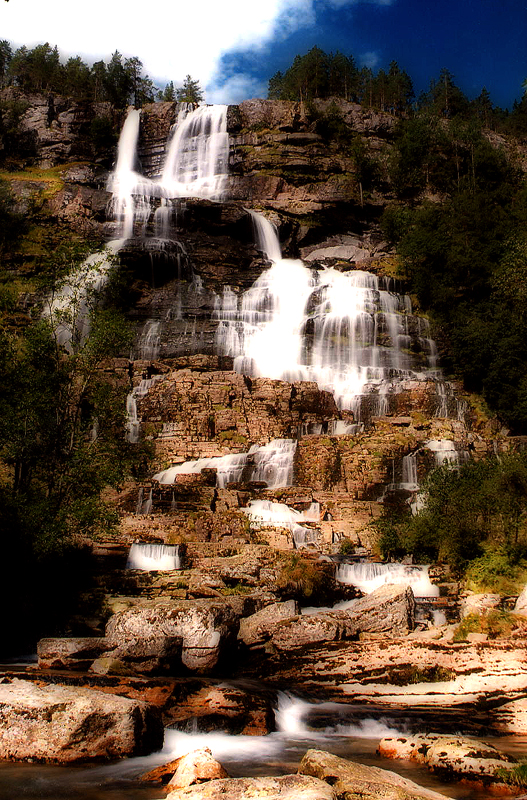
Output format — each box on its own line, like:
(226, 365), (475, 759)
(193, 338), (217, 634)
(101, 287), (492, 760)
(248, 210), (283, 262)
(134, 487), (144, 515)
(138, 319), (162, 361)
(125, 392), (140, 443)
(336, 561), (439, 598)
(242, 500), (320, 548)
(153, 439), (297, 489)
(126, 543), (181, 570)
(125, 374), (166, 442)
(44, 241), (122, 352)
(142, 488), (153, 515)
(425, 439), (469, 466)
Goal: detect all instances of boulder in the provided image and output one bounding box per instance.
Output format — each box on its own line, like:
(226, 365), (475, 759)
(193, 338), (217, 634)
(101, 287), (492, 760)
(514, 585), (527, 617)
(492, 697), (527, 734)
(299, 749), (454, 800)
(105, 599), (240, 675)
(0, 678), (163, 763)
(460, 593), (502, 618)
(269, 585), (415, 652)
(238, 600), (299, 647)
(166, 774), (335, 799)
(167, 748), (229, 789)
(378, 733), (515, 786)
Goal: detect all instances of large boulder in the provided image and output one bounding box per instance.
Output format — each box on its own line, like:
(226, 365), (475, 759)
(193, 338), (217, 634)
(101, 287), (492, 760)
(0, 678), (163, 763)
(460, 593), (501, 618)
(299, 749), (453, 800)
(378, 734), (515, 789)
(166, 774), (335, 799)
(268, 585), (415, 652)
(105, 599), (240, 675)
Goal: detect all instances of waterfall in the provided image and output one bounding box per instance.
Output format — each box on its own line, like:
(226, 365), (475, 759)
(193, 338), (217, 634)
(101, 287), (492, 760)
(126, 543), (181, 570)
(125, 375), (166, 442)
(44, 241), (122, 352)
(161, 104), (229, 200)
(214, 216), (450, 422)
(153, 439), (297, 489)
(142, 488), (153, 514)
(242, 499), (320, 548)
(335, 561), (439, 598)
(108, 105), (228, 241)
(425, 439), (469, 466)
(138, 319), (162, 360)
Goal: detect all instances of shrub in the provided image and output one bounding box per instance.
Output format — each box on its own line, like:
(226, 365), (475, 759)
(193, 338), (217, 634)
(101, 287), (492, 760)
(276, 554), (328, 603)
(452, 611), (519, 642)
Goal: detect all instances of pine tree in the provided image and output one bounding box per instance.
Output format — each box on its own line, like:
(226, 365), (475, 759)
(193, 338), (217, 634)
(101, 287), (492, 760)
(177, 75), (204, 106)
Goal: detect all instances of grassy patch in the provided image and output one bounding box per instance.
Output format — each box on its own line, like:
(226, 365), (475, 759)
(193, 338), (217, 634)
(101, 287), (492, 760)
(452, 611), (520, 642)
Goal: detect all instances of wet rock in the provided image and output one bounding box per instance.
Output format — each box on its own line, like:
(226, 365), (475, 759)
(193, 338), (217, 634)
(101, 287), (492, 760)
(299, 749), (453, 800)
(378, 733), (515, 788)
(167, 748), (229, 789)
(162, 682), (273, 735)
(0, 678), (163, 763)
(165, 774), (335, 799)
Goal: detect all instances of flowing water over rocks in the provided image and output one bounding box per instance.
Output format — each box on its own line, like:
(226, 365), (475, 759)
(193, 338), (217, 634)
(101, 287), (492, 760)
(7, 98), (527, 800)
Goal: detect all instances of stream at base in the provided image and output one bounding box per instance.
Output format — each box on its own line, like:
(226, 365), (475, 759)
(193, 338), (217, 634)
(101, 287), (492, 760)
(1, 692), (526, 800)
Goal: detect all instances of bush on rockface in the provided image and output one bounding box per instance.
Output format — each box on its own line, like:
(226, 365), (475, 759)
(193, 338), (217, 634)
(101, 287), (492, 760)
(453, 611), (521, 642)
(275, 554), (330, 604)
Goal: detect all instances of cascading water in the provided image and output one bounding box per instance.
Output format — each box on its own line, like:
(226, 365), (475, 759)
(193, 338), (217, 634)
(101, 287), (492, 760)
(44, 241), (122, 351)
(126, 543), (180, 570)
(108, 104), (229, 241)
(242, 500), (320, 548)
(214, 214), (449, 424)
(153, 439), (297, 489)
(335, 561), (439, 598)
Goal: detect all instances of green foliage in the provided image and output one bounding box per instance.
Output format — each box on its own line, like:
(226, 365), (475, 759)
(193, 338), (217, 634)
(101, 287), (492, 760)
(465, 545), (527, 594)
(377, 452), (527, 572)
(0, 178), (28, 252)
(1, 40), (158, 107)
(339, 538), (355, 555)
(276, 553), (327, 602)
(452, 611), (519, 642)
(495, 761), (527, 789)
(177, 75), (204, 105)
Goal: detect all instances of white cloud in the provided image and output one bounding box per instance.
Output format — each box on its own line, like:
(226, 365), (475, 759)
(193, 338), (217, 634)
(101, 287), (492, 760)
(1, 0), (394, 102)
(208, 74), (268, 105)
(360, 51), (380, 69)
(1, 0), (314, 88)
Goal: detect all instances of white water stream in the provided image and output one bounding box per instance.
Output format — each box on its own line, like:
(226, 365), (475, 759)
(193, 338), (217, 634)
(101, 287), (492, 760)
(153, 439), (297, 489)
(126, 543), (181, 570)
(214, 214), (449, 423)
(336, 561), (439, 597)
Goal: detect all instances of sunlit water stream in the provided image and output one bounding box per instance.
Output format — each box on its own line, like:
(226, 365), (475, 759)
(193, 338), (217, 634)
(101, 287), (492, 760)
(0, 689), (525, 800)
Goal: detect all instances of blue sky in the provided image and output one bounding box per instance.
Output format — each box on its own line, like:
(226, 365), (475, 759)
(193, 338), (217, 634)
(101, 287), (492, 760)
(2, 0), (526, 107)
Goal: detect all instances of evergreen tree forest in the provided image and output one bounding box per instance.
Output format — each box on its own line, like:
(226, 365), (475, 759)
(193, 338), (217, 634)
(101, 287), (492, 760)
(0, 39), (203, 108)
